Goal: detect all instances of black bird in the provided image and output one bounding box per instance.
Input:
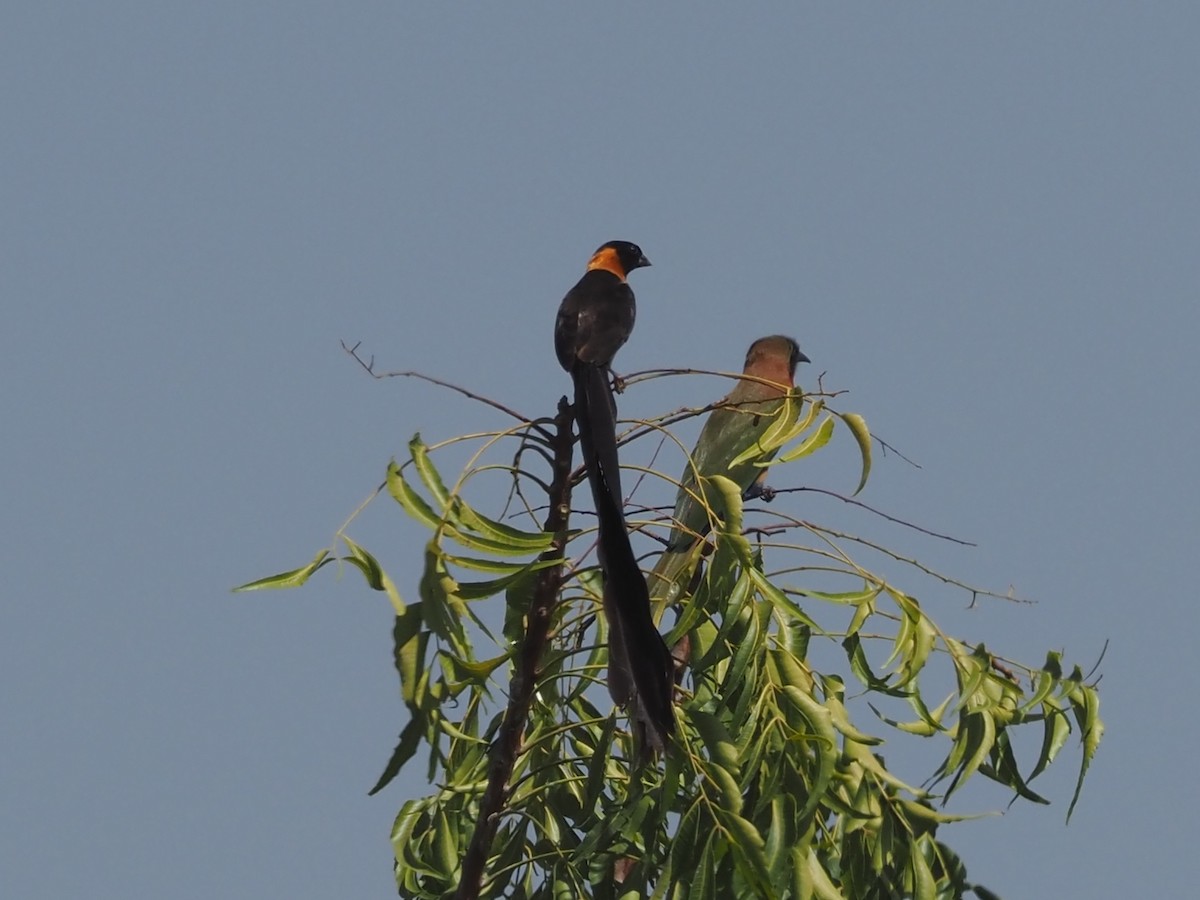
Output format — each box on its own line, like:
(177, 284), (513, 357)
(554, 240), (675, 753)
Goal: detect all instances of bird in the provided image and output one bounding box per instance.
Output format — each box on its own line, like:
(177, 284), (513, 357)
(554, 240), (675, 753)
(649, 335), (809, 610)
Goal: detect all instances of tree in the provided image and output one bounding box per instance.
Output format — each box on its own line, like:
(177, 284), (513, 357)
(238, 351), (1103, 899)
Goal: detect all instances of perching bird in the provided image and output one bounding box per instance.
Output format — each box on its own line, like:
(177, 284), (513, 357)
(554, 240), (675, 753)
(649, 335), (809, 609)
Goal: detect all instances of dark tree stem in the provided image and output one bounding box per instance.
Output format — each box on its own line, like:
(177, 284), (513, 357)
(454, 397), (575, 900)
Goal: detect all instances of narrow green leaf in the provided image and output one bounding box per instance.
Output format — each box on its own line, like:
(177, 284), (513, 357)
(441, 650), (508, 683)
(841, 634), (896, 694)
(780, 685), (837, 824)
(897, 799), (981, 825)
(980, 730), (1049, 804)
(715, 808), (773, 897)
(751, 569), (820, 630)
(408, 434), (451, 509)
(945, 710), (996, 797)
(805, 849), (846, 900)
(699, 758), (743, 814)
(444, 525), (545, 557)
(1020, 666), (1060, 714)
(392, 604), (427, 707)
(791, 845), (813, 900)
(367, 716), (424, 795)
(843, 739), (931, 797)
(706, 474), (747, 541)
(583, 715), (617, 811)
(778, 415), (835, 462)
(418, 543), (469, 650)
(1067, 683), (1103, 822)
(869, 692), (951, 736)
(692, 828), (717, 900)
(386, 460), (441, 529)
(1029, 695), (1072, 780)
(821, 678), (884, 745)
(727, 392), (804, 468)
(232, 549), (332, 591)
(341, 536), (406, 614)
(837, 411), (872, 495)
(730, 395), (823, 468)
(909, 836), (936, 900)
(689, 709), (740, 773)
(671, 800), (705, 882)
(770, 646), (814, 694)
(453, 504), (555, 552)
(797, 585), (882, 605)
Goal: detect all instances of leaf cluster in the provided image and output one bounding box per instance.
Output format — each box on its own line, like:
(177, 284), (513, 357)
(236, 386), (1102, 900)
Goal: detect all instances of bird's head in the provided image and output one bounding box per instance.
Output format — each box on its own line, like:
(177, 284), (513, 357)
(587, 240), (651, 281)
(746, 335), (810, 379)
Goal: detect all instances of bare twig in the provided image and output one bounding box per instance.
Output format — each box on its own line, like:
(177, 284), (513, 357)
(341, 340), (549, 438)
(455, 397), (574, 900)
(772, 486), (976, 546)
(745, 516), (1029, 606)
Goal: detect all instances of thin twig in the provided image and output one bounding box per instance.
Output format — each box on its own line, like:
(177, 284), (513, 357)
(772, 486), (976, 546)
(341, 340), (549, 437)
(455, 397), (574, 900)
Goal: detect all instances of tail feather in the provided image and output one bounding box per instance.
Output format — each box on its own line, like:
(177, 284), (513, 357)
(573, 364), (675, 753)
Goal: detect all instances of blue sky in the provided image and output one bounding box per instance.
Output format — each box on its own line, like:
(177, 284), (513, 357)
(3, 4), (1197, 897)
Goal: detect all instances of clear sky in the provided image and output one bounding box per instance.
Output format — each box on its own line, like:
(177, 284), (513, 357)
(4, 3), (1197, 897)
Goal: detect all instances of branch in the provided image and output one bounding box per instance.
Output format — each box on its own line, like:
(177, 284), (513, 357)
(341, 340), (549, 438)
(455, 397), (575, 900)
(770, 486), (976, 546)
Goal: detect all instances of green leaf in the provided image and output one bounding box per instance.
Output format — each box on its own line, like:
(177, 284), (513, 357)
(750, 569), (820, 630)
(445, 525), (547, 557)
(453, 504), (556, 553)
(944, 710), (996, 798)
(706, 474), (747, 541)
(869, 693), (951, 737)
(340, 536), (406, 614)
(418, 542), (469, 651)
(842, 633), (897, 694)
(391, 604), (427, 708)
(715, 807), (773, 897)
(732, 395), (824, 468)
(770, 646), (814, 694)
(1029, 694), (1072, 780)
(837, 411), (872, 495)
(803, 847), (845, 900)
(408, 434), (451, 509)
(1067, 683), (1103, 822)
(821, 677), (883, 745)
(780, 685), (837, 825)
(386, 460), (441, 529)
(981, 732), (1049, 804)
(699, 758), (743, 815)
(671, 800), (706, 885)
(689, 709), (740, 773)
(909, 835), (936, 900)
(726, 392), (804, 468)
(778, 415), (835, 463)
(232, 549), (332, 591)
(441, 650), (508, 684)
(367, 716), (424, 795)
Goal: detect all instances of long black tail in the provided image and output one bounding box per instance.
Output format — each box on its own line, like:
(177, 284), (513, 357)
(573, 364), (675, 753)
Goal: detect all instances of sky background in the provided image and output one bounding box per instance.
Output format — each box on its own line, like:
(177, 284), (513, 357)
(3, 3), (1197, 897)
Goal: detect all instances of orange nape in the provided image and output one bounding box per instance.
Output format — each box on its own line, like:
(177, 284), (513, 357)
(585, 245), (627, 281)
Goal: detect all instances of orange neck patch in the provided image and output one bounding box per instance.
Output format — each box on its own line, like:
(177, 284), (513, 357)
(586, 246), (627, 281)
